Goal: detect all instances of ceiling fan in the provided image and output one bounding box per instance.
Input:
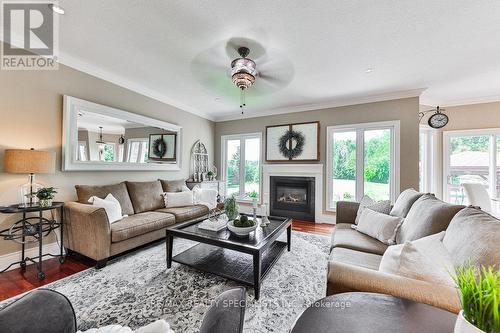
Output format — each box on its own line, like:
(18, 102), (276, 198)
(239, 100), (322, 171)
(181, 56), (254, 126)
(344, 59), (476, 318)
(191, 38), (294, 113)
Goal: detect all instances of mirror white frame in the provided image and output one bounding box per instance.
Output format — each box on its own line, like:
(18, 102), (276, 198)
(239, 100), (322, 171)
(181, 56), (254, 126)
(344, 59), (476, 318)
(62, 95), (182, 171)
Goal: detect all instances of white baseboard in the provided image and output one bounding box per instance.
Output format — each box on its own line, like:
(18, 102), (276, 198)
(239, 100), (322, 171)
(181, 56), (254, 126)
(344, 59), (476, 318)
(318, 214), (336, 224)
(0, 242), (61, 272)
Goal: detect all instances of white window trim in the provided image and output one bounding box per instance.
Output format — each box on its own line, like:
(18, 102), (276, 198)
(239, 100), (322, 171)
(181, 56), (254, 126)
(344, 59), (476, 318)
(126, 138), (148, 163)
(443, 128), (500, 202)
(220, 132), (263, 203)
(326, 120), (400, 212)
(419, 125), (438, 194)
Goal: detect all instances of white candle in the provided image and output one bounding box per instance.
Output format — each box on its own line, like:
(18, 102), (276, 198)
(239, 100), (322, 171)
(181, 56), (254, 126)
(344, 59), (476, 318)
(252, 198), (258, 209)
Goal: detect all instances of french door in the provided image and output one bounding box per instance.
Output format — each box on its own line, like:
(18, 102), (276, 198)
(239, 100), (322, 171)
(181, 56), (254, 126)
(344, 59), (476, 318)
(327, 121), (400, 210)
(443, 129), (500, 204)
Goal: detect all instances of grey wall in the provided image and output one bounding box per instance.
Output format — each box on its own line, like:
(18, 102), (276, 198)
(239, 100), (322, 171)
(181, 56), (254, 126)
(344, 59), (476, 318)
(215, 97), (420, 218)
(0, 63), (214, 256)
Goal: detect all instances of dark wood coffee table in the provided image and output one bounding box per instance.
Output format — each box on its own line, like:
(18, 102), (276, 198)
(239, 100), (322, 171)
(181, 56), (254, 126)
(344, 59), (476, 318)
(166, 215), (292, 299)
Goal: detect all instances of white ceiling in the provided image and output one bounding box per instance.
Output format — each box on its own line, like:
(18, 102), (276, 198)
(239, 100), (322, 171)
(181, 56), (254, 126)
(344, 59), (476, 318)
(57, 0), (500, 121)
(77, 110), (143, 134)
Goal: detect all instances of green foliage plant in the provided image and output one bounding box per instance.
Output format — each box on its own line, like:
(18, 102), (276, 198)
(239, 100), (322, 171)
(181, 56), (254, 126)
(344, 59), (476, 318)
(453, 265), (500, 332)
(224, 195), (238, 221)
(35, 187), (57, 200)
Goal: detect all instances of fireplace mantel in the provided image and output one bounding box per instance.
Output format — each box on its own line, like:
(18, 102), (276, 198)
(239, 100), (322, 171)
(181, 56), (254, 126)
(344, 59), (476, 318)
(262, 164), (334, 224)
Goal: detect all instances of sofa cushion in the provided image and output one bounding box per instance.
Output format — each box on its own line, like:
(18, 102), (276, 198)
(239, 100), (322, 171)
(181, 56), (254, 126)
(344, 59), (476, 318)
(396, 194), (463, 244)
(390, 188), (424, 218)
(329, 247), (382, 270)
(330, 223), (352, 250)
(159, 179), (188, 193)
(126, 180), (164, 214)
(156, 204), (209, 223)
(443, 207), (500, 269)
(332, 226), (388, 255)
(111, 211), (175, 242)
(75, 182), (135, 216)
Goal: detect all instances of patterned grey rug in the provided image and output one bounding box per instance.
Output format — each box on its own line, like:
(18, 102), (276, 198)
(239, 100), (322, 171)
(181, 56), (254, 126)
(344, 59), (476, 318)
(5, 231), (330, 333)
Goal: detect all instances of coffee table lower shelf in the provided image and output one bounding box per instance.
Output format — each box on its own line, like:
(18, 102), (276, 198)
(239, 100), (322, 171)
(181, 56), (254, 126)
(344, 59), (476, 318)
(172, 240), (288, 298)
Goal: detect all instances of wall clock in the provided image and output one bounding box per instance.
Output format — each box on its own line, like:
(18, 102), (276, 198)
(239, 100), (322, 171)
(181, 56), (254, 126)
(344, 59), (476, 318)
(419, 106), (449, 129)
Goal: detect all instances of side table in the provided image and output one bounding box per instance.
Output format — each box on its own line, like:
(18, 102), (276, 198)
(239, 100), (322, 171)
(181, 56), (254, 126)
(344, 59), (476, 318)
(0, 202), (65, 279)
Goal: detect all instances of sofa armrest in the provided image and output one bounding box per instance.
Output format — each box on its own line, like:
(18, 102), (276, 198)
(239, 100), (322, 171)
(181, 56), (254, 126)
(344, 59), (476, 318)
(327, 261), (461, 314)
(63, 201), (111, 261)
(335, 201), (360, 224)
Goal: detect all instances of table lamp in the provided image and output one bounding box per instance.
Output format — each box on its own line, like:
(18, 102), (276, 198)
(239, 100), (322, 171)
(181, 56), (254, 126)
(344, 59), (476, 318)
(4, 148), (56, 207)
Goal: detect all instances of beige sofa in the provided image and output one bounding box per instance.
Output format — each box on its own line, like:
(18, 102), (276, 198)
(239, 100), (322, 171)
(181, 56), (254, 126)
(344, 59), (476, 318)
(327, 191), (500, 314)
(63, 179), (209, 268)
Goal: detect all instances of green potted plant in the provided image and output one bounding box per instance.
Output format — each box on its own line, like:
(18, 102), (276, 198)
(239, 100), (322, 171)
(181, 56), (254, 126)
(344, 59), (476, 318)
(223, 195), (239, 221)
(35, 187), (57, 207)
(207, 170), (215, 181)
(453, 265), (500, 333)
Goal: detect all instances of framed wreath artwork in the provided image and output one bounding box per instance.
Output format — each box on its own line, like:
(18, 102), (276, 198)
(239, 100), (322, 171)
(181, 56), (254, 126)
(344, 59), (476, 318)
(266, 121), (320, 162)
(148, 133), (177, 161)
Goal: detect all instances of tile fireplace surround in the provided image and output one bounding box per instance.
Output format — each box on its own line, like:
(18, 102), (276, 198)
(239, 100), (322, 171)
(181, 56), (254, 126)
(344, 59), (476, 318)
(263, 164), (335, 224)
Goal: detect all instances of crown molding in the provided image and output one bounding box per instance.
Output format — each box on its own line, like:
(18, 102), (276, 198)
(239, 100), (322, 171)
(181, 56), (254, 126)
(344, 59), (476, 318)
(420, 94), (500, 109)
(214, 88), (426, 122)
(57, 52), (216, 121)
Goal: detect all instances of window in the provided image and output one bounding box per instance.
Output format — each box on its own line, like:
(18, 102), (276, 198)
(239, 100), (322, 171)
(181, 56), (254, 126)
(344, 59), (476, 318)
(419, 126), (437, 193)
(221, 133), (262, 201)
(102, 143), (115, 162)
(327, 121), (400, 210)
(443, 129), (500, 204)
(127, 139), (149, 163)
(77, 141), (88, 161)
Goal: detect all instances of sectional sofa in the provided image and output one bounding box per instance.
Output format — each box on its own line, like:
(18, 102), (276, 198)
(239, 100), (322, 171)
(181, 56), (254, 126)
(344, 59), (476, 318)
(63, 179), (210, 267)
(327, 190), (500, 313)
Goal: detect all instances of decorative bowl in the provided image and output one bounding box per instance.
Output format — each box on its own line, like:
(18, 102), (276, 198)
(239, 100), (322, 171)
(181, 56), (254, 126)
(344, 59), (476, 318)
(227, 220), (258, 237)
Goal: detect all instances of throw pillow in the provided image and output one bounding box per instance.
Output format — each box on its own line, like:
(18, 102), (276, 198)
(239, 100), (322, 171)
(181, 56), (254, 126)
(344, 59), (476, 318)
(356, 208), (404, 245)
(163, 191), (194, 208)
(396, 194), (463, 244)
(378, 243), (403, 274)
(379, 232), (455, 287)
(354, 195), (391, 224)
(88, 193), (124, 223)
(443, 207), (500, 269)
(390, 188), (424, 218)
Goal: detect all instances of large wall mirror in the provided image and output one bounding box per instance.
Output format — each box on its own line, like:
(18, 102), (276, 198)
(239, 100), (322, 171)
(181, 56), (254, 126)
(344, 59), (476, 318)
(62, 96), (182, 171)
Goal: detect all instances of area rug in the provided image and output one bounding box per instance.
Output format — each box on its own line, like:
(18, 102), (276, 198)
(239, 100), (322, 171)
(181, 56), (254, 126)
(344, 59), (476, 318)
(4, 231), (330, 333)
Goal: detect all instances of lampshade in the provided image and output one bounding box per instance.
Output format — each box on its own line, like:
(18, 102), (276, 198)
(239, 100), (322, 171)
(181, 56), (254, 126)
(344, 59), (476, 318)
(4, 149), (55, 174)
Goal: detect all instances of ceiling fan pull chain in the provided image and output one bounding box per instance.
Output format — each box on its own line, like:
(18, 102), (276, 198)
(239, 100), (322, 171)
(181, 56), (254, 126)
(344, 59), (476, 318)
(240, 88), (245, 114)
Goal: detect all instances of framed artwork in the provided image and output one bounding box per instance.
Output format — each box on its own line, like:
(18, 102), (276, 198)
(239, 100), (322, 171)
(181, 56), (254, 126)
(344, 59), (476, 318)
(266, 121), (320, 162)
(148, 133), (177, 161)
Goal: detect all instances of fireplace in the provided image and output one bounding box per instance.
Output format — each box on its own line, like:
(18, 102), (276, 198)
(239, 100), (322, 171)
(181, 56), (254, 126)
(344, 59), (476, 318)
(270, 176), (315, 222)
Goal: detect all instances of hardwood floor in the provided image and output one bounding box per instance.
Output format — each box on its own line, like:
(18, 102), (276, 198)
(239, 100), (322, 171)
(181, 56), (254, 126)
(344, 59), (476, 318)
(0, 220), (334, 301)
(292, 220), (335, 236)
(0, 255), (94, 301)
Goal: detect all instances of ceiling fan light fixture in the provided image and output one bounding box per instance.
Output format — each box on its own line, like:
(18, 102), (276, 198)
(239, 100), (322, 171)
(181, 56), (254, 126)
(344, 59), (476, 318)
(232, 72), (255, 90)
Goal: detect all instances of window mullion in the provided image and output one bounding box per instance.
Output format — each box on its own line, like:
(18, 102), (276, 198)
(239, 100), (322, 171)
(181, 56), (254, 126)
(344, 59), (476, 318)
(239, 138), (246, 198)
(356, 130), (364, 201)
(489, 134), (497, 198)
